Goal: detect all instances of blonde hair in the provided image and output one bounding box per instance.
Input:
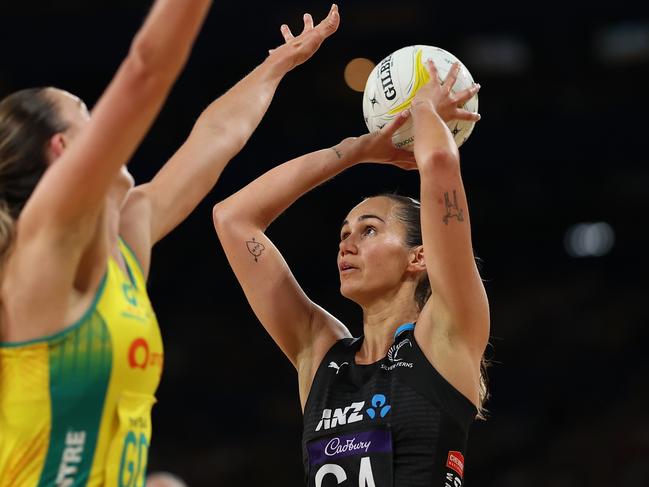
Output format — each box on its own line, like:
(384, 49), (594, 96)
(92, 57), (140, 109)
(0, 201), (14, 262)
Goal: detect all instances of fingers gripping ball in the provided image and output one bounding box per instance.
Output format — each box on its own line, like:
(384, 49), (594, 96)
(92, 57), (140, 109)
(362, 45), (479, 150)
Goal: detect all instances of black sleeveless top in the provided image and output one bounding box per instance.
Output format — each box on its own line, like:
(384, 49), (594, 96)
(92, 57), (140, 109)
(302, 324), (477, 487)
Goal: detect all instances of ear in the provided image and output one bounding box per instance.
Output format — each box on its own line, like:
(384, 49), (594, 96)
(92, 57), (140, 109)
(407, 245), (426, 273)
(45, 133), (66, 164)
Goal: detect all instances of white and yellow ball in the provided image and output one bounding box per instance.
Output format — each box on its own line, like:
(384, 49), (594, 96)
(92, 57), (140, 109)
(362, 45), (478, 150)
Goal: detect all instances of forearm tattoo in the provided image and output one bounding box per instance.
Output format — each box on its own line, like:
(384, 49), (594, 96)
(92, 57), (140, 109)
(442, 190), (465, 225)
(246, 237), (266, 262)
(331, 146), (343, 159)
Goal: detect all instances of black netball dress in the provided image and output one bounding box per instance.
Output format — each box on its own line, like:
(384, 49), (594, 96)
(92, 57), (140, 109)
(302, 323), (476, 487)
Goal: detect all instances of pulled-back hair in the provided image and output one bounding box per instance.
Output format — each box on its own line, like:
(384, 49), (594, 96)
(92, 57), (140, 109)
(0, 87), (68, 262)
(373, 192), (490, 418)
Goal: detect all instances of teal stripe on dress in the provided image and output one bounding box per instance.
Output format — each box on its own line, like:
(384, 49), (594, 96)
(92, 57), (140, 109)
(118, 237), (146, 281)
(37, 312), (112, 487)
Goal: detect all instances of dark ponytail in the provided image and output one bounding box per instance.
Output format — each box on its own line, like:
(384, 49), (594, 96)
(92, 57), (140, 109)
(0, 87), (68, 261)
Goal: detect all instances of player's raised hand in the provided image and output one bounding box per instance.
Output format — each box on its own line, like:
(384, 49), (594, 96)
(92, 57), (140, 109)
(269, 4), (340, 72)
(412, 60), (481, 124)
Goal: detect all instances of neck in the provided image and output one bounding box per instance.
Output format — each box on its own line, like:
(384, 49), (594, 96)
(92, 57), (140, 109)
(356, 284), (420, 364)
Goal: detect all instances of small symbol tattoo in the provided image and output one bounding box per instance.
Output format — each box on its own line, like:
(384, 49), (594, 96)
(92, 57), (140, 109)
(332, 146), (343, 159)
(442, 190), (464, 225)
(246, 237), (266, 262)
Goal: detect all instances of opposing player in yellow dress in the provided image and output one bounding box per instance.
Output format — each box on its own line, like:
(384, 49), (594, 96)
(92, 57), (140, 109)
(0, 239), (162, 486)
(0, 1), (340, 485)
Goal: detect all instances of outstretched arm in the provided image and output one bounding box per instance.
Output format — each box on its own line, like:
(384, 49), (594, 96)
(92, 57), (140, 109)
(5, 0), (211, 338)
(213, 114), (414, 405)
(122, 5), (340, 274)
(20, 0), (212, 237)
(411, 61), (488, 387)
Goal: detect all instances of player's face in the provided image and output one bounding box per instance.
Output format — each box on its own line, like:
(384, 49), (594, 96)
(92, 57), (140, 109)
(338, 197), (412, 305)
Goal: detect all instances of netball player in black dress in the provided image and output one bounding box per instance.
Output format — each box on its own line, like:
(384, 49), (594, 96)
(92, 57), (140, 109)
(213, 59), (486, 486)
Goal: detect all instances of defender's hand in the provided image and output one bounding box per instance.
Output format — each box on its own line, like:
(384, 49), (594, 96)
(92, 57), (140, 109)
(269, 4), (340, 73)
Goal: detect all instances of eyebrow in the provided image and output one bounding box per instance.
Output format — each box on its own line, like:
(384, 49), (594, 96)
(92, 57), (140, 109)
(341, 214), (386, 228)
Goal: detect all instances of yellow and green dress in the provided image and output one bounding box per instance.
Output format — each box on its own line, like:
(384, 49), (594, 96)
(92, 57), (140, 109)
(0, 239), (163, 486)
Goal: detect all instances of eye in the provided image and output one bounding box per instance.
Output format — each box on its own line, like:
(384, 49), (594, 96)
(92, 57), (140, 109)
(340, 231), (350, 241)
(362, 226), (377, 237)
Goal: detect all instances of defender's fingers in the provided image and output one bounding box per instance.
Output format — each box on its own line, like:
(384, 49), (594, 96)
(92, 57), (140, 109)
(280, 24), (295, 42)
(303, 13), (314, 31)
(316, 4), (340, 37)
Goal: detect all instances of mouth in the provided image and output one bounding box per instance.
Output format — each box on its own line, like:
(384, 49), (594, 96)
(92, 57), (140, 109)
(339, 262), (358, 273)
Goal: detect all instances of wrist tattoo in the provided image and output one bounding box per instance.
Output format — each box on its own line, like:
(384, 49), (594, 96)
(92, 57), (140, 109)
(442, 190), (465, 225)
(246, 237), (266, 262)
(331, 146), (343, 159)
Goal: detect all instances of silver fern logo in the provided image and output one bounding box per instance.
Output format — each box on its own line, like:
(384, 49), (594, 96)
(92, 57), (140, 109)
(387, 339), (412, 362)
(382, 339), (413, 371)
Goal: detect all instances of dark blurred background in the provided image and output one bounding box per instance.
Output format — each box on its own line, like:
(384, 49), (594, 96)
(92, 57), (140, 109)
(2, 0), (648, 485)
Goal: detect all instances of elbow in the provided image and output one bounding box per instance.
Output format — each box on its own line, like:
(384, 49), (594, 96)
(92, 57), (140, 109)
(213, 199), (267, 242)
(128, 34), (161, 74)
(125, 33), (187, 85)
(212, 201), (234, 235)
(213, 200), (268, 235)
(194, 119), (249, 160)
(119, 52), (163, 93)
(417, 150), (460, 178)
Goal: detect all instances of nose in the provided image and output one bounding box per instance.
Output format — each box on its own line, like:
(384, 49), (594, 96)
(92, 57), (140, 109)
(339, 235), (358, 257)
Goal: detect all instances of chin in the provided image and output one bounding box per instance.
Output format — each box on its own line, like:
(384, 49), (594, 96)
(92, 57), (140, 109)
(339, 281), (354, 299)
(339, 281), (365, 306)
